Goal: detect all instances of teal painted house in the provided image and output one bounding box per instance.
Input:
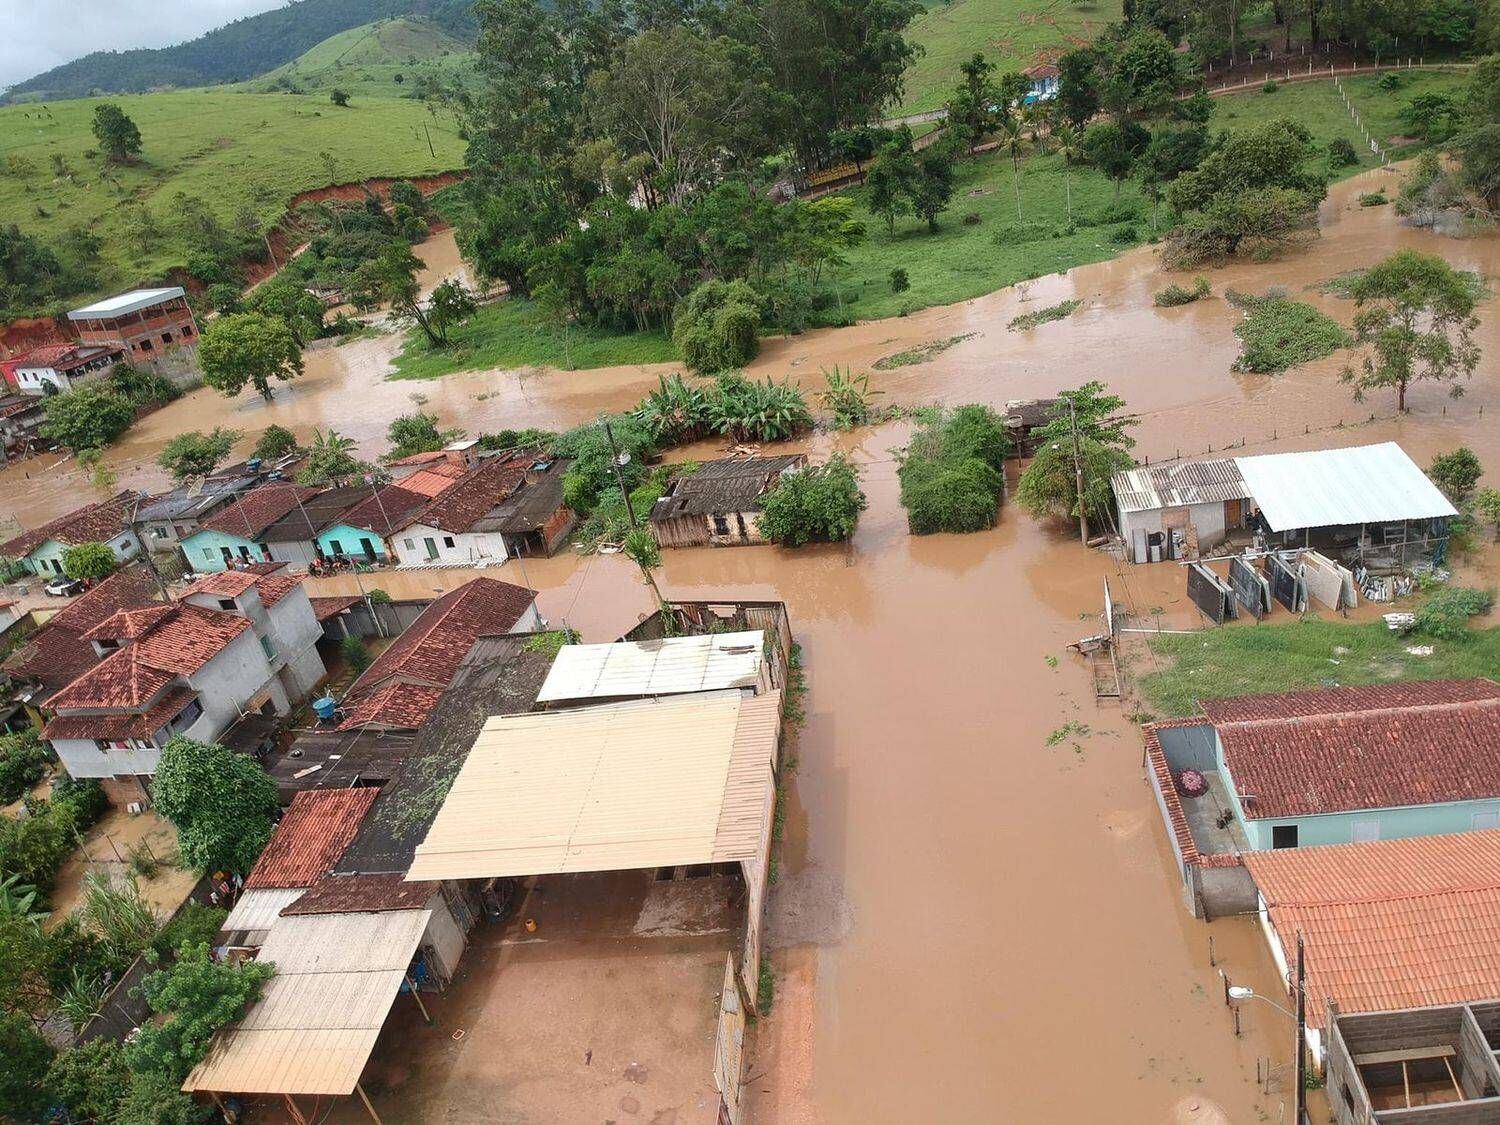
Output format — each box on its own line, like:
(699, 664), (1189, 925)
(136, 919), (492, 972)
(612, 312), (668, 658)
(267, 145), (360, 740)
(0, 491), (144, 577)
(1176, 678), (1500, 852)
(315, 484), (430, 564)
(177, 484), (313, 573)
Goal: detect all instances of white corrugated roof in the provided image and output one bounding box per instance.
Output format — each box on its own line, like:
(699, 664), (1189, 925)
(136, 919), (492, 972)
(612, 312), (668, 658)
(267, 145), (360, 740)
(183, 908), (430, 1096)
(223, 888), (305, 937)
(536, 631), (766, 703)
(407, 690), (782, 881)
(1111, 458), (1251, 514)
(68, 287), (185, 319)
(1234, 442), (1457, 532)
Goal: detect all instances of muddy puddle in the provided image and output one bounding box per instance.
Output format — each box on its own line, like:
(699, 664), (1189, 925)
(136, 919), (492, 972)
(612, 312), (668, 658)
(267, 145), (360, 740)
(4, 165), (1500, 1123)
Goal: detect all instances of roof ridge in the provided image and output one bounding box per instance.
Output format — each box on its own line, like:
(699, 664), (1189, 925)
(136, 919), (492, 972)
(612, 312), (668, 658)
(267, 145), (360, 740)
(1274, 880), (1500, 909)
(1222, 696), (1500, 730)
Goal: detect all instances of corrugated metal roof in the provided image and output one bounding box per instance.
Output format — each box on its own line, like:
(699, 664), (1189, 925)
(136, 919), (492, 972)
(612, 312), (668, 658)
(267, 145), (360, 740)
(1234, 442), (1458, 532)
(536, 632), (766, 703)
(1111, 458), (1250, 514)
(223, 888), (305, 936)
(183, 909), (430, 1096)
(406, 690), (781, 881)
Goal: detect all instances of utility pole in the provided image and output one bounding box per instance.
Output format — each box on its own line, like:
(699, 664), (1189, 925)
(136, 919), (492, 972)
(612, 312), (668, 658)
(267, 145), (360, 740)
(1068, 396), (1089, 545)
(1295, 931), (1307, 1125)
(603, 419), (637, 529)
(128, 498), (171, 601)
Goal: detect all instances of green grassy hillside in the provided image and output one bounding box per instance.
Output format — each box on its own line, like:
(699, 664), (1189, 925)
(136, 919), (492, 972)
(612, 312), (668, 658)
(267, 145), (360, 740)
(0, 90), (466, 305)
(243, 16), (476, 97)
(898, 0), (1123, 115)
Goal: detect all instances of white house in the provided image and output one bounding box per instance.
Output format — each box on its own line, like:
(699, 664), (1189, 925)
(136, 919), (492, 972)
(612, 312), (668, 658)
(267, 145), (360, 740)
(42, 565), (326, 791)
(9, 342), (124, 396)
(0, 491), (145, 577)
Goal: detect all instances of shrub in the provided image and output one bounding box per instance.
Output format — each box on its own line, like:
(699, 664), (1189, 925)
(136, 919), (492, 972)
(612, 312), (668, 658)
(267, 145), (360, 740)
(1429, 448), (1483, 502)
(0, 730), (48, 804)
(898, 405), (1010, 534)
(758, 455), (868, 546)
(0, 1009), (53, 1120)
(366, 588), (392, 604)
(1414, 586), (1495, 640)
(633, 373), (712, 446)
(109, 363), (179, 407)
(341, 634), (372, 673)
(152, 738), (278, 875)
(1262, 79), (1278, 94)
(1358, 190), (1389, 207)
(962, 211), (981, 225)
(1008, 299), (1082, 331)
(0, 799), (80, 891)
(888, 267), (910, 293)
(706, 372), (813, 443)
(45, 1039), (130, 1124)
(1377, 71), (1405, 91)
(1227, 290), (1351, 374)
(63, 541), (118, 582)
(253, 425), (299, 461)
(1328, 137), (1360, 167)
(52, 774), (107, 830)
(818, 367), (885, 430)
(552, 414), (656, 515)
(672, 280), (763, 374)
(1154, 277), (1212, 307)
(151, 903), (228, 963)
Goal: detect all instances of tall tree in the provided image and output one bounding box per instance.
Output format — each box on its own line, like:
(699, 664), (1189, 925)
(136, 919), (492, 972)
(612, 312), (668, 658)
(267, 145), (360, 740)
(1342, 249), (1481, 412)
(945, 53), (1003, 154)
(199, 312), (302, 402)
(246, 279), (325, 348)
(151, 737), (279, 874)
(1083, 120), (1147, 201)
(156, 427), (242, 483)
(91, 104), (142, 163)
(911, 135), (960, 232)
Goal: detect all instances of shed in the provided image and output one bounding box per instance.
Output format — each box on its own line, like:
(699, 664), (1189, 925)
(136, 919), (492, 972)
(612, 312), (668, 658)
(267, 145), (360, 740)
(536, 631), (771, 706)
(1112, 458), (1252, 562)
(649, 455), (807, 548)
(1234, 442), (1457, 534)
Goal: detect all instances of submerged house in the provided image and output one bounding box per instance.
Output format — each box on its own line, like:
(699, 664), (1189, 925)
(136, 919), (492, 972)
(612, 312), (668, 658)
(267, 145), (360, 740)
(649, 455), (807, 548)
(1145, 678), (1500, 918)
(180, 485), (318, 573)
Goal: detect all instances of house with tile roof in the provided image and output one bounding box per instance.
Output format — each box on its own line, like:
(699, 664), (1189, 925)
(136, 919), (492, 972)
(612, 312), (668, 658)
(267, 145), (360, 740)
(258, 485), (373, 568)
(42, 564), (326, 790)
(0, 491), (146, 577)
(179, 484), (319, 573)
(314, 483), (441, 565)
(334, 577), (540, 732)
(1242, 830), (1500, 1059)
(8, 342), (125, 396)
(649, 455), (808, 547)
(1144, 678), (1500, 918)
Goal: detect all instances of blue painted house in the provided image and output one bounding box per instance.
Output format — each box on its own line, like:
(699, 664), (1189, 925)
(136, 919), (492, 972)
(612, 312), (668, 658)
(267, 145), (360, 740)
(314, 484), (431, 564)
(0, 491), (144, 576)
(179, 484), (314, 573)
(1022, 63), (1060, 105)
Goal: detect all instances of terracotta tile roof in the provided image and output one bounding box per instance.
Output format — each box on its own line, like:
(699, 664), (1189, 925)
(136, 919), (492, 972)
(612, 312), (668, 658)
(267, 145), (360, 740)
(1243, 831), (1500, 1026)
(12, 343), (116, 371)
(184, 564), (300, 609)
(256, 574), (301, 609)
(81, 604), (177, 642)
(309, 595), (361, 622)
(408, 457), (527, 535)
(243, 788), (380, 890)
(399, 460), (469, 498)
(199, 485), (319, 540)
(258, 485), (372, 543)
(3, 568), (162, 693)
(336, 485), (431, 537)
(0, 491), (141, 557)
(49, 647), (178, 710)
(388, 449), (452, 468)
(132, 604), (250, 674)
(336, 578), (537, 731)
(43, 685), (197, 741)
(279, 872), (437, 915)
(1200, 679), (1500, 724)
(337, 681), (447, 731)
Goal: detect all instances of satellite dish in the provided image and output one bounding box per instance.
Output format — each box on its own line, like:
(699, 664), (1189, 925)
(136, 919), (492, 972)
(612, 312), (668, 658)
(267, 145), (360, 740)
(615, 452), (631, 467)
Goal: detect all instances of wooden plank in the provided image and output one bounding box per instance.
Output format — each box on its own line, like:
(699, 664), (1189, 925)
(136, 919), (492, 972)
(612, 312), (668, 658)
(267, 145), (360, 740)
(1445, 1055), (1464, 1100)
(1354, 1045), (1457, 1066)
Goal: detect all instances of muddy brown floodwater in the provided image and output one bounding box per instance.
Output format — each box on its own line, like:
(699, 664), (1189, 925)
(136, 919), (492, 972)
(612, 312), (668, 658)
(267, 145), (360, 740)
(6, 165), (1500, 1123)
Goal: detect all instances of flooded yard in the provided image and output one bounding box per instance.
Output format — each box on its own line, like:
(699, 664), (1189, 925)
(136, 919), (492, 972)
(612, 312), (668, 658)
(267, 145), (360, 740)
(3, 164), (1498, 1122)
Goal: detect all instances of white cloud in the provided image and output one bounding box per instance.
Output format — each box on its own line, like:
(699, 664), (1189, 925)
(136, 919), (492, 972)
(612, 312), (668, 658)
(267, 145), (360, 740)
(0, 0), (288, 88)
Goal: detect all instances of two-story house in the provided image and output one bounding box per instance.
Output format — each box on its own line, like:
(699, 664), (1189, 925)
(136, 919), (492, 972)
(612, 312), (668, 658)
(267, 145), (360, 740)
(42, 564), (326, 795)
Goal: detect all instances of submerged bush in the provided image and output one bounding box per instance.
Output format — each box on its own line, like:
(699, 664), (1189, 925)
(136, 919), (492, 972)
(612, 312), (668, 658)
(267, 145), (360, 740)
(706, 372), (813, 443)
(759, 454), (868, 546)
(1154, 277), (1212, 307)
(1414, 586), (1495, 640)
(897, 404), (1010, 534)
(1227, 290), (1351, 374)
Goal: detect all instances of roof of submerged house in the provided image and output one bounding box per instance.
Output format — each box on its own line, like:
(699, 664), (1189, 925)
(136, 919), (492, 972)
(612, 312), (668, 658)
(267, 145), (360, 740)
(198, 485), (320, 540)
(1111, 458), (1251, 515)
(1199, 678), (1500, 724)
(0, 490), (141, 557)
(334, 485), (432, 538)
(258, 486), (373, 543)
(649, 455), (807, 521)
(481, 457), (571, 534)
(406, 456), (529, 535)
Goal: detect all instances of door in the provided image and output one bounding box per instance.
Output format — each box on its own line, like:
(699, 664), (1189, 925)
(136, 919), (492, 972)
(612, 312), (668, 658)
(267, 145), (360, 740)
(424, 537), (439, 561)
(735, 513), (749, 542)
(359, 537), (376, 562)
(1225, 498), (1243, 528)
(219, 547), (234, 565)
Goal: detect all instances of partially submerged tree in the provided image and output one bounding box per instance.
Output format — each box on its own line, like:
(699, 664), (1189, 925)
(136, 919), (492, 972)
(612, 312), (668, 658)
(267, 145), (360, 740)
(200, 312), (302, 402)
(41, 382), (136, 450)
(1429, 447), (1484, 502)
(759, 455), (868, 545)
(296, 428), (376, 487)
(246, 278), (325, 348)
(897, 405), (1011, 534)
(1341, 249), (1481, 412)
(385, 411), (463, 462)
(156, 427), (241, 483)
(1015, 383), (1137, 526)
(252, 424), (300, 462)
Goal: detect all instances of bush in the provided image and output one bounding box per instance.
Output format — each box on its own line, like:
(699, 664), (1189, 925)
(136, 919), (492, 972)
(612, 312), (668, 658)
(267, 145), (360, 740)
(1358, 190), (1389, 207)
(152, 738), (278, 875)
(1378, 71), (1405, 91)
(1328, 137), (1360, 168)
(1154, 277), (1212, 307)
(818, 367), (885, 430)
(758, 455), (868, 546)
(552, 414), (656, 515)
(1414, 586), (1495, 640)
(46, 1039), (130, 1123)
(898, 405), (1010, 534)
(0, 1009), (52, 1120)
(888, 267), (910, 293)
(673, 279), (763, 374)
(152, 903), (228, 963)
(0, 799), (80, 891)
(252, 424), (299, 461)
(1428, 447), (1483, 502)
(341, 634), (372, 673)
(962, 211), (981, 225)
(52, 774), (108, 830)
(1262, 79), (1278, 94)
(109, 363), (180, 407)
(1008, 299), (1082, 331)
(706, 372), (813, 443)
(63, 541), (118, 582)
(1227, 290), (1351, 374)
(0, 731), (48, 804)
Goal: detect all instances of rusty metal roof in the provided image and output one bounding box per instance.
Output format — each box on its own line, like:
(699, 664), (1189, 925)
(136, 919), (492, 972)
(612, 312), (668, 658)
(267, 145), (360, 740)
(1111, 458), (1251, 514)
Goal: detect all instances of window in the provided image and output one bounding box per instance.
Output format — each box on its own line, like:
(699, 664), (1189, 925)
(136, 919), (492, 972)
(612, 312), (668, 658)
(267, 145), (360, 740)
(169, 697), (203, 732)
(443, 536), (455, 548)
(202, 548), (214, 561)
(1271, 825), (1299, 849)
(259, 634), (277, 662)
(149, 526), (167, 539)
(218, 598), (237, 611)
(174, 525), (189, 537)
(161, 332), (173, 344)
(238, 546), (251, 561)
(404, 539), (415, 550)
(329, 539), (345, 556)
(182, 324), (194, 337)
(220, 547), (234, 564)
(712, 515), (730, 536)
(139, 339), (153, 351)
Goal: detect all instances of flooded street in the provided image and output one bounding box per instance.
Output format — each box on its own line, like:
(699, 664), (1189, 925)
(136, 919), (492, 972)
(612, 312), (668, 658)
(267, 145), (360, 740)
(5, 164), (1500, 1122)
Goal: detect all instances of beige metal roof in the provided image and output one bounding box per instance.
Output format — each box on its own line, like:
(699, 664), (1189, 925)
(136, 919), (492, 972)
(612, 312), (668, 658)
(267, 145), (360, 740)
(1112, 458), (1251, 514)
(183, 909), (430, 1096)
(407, 690), (782, 881)
(223, 888), (304, 937)
(536, 631), (766, 703)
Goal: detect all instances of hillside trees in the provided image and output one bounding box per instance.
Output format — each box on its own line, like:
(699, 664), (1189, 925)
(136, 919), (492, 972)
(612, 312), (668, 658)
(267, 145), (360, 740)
(91, 104), (143, 162)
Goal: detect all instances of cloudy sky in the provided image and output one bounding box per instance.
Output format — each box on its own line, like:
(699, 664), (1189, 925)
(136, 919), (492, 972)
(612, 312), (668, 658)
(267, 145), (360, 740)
(0, 0), (286, 88)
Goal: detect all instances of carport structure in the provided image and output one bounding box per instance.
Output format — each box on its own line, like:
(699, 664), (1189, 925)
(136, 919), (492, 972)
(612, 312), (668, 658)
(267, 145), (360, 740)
(182, 909), (432, 1123)
(407, 688), (783, 1009)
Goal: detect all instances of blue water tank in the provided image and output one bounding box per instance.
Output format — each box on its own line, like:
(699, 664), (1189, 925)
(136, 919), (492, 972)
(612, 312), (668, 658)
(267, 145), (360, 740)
(312, 696), (339, 721)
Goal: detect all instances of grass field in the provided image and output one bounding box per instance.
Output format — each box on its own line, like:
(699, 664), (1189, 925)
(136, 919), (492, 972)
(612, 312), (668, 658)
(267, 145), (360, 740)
(0, 88), (466, 305)
(239, 17), (475, 97)
(898, 0), (1123, 115)
(1139, 615), (1500, 717)
(388, 299), (677, 378)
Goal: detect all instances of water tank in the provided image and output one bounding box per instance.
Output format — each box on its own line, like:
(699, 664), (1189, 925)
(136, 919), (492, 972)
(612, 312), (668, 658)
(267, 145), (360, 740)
(312, 696), (339, 721)
(246, 457), (263, 472)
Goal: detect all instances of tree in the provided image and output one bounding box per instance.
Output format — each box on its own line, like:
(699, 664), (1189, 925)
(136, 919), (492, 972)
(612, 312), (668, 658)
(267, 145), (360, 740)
(426, 278), (478, 344)
(673, 279), (764, 374)
(1454, 123), (1500, 209)
(62, 542), (117, 582)
(156, 427), (241, 483)
(330, 88), (351, 107)
(865, 135), (918, 232)
(385, 411), (461, 462)
(945, 53), (1003, 153)
(77, 447), (118, 494)
(1138, 123), (1209, 228)
(296, 428), (374, 487)
(0, 731), (48, 805)
(200, 312), (302, 402)
(1341, 249), (1481, 412)
(622, 526), (666, 609)
(759, 455), (868, 545)
(40, 382), (136, 450)
(246, 278), (325, 347)
(1429, 447), (1483, 501)
(1000, 116), (1025, 221)
(911, 135), (961, 233)
(46, 1039), (131, 1124)
(1057, 47), (1101, 130)
(91, 103), (142, 162)
(1054, 123), (1081, 224)
(356, 245), (471, 348)
(1016, 383), (1138, 523)
(1083, 120), (1147, 202)
(253, 424), (300, 462)
(1168, 117), (1324, 214)
(0, 1009), (52, 1120)
(897, 405), (1010, 534)
(152, 737), (279, 874)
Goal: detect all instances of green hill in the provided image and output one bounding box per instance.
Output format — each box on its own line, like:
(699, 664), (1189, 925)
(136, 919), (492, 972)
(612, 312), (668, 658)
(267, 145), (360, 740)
(3, 0), (476, 104)
(244, 17), (476, 97)
(0, 89), (466, 308)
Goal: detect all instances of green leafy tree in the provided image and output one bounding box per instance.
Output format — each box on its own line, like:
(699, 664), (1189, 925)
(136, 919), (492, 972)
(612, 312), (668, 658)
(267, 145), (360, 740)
(1167, 117), (1324, 214)
(330, 87), (351, 107)
(63, 542), (118, 582)
(865, 136), (918, 233)
(246, 278), (326, 348)
(91, 103), (142, 162)
(156, 427), (241, 483)
(200, 312), (302, 402)
(356, 245), (473, 347)
(385, 411), (462, 462)
(1474, 487), (1500, 538)
(897, 405), (1011, 534)
(910, 135), (960, 233)
(296, 429), (377, 487)
(945, 53), (1003, 153)
(46, 1039), (131, 1123)
(673, 280), (764, 374)
(0, 1009), (52, 1120)
(1016, 383), (1138, 523)
(0, 730), (47, 806)
(1057, 47), (1102, 130)
(760, 455), (868, 545)
(1083, 119), (1148, 202)
(115, 1069), (209, 1125)
(1454, 123), (1500, 209)
(152, 737), (279, 874)
(1429, 447), (1484, 501)
(1341, 249), (1481, 412)
(341, 634), (372, 673)
(77, 447), (117, 494)
(253, 424), (300, 462)
(40, 382), (136, 450)
(426, 278), (478, 343)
